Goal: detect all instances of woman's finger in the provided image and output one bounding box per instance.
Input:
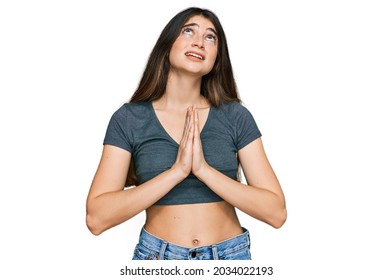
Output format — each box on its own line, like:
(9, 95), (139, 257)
(179, 107), (191, 147)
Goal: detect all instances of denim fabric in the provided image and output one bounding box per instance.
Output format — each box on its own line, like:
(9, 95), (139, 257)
(132, 227), (251, 260)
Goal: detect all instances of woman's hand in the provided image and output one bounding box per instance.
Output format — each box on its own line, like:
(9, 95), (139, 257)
(171, 105), (209, 178)
(191, 106), (209, 177)
(171, 107), (194, 178)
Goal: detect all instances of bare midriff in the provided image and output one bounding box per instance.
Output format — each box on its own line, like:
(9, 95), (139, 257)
(144, 201), (243, 248)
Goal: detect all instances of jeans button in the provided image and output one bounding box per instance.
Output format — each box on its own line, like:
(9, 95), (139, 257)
(191, 251), (196, 258)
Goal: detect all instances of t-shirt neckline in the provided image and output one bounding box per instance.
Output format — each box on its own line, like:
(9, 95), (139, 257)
(148, 101), (212, 146)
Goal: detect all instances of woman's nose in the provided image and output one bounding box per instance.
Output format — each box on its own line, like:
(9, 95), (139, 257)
(191, 35), (204, 49)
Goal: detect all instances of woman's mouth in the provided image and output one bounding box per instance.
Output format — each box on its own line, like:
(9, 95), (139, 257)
(185, 51), (205, 60)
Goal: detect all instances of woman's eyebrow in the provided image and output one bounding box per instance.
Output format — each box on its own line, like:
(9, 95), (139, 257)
(182, 23), (217, 35)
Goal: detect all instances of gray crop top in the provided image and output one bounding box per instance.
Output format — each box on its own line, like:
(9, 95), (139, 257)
(103, 101), (261, 205)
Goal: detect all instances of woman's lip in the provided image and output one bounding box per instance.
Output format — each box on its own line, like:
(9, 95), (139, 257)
(184, 51), (205, 60)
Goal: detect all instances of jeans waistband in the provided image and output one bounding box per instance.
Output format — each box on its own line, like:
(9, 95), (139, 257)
(138, 227), (250, 260)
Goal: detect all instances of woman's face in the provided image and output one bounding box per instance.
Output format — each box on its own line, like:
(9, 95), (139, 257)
(169, 15), (218, 77)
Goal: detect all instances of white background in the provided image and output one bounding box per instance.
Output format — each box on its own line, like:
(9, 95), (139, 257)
(1, 0), (391, 279)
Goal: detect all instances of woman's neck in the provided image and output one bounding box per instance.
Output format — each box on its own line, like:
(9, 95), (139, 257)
(156, 73), (208, 110)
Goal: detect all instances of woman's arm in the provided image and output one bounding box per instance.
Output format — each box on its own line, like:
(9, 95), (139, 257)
(86, 108), (195, 235)
(192, 109), (287, 228)
(86, 145), (186, 235)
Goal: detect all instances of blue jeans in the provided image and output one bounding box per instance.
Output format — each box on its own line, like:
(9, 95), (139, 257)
(132, 227), (251, 260)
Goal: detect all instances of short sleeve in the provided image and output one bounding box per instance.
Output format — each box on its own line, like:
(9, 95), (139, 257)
(103, 104), (133, 153)
(234, 104), (262, 150)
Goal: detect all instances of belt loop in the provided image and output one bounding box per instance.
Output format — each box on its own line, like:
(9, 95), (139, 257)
(212, 244), (219, 260)
(159, 241), (168, 260)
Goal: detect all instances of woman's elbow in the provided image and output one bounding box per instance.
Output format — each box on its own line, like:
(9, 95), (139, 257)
(273, 207), (287, 229)
(86, 212), (105, 236)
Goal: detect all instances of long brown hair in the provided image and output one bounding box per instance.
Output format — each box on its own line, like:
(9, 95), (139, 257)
(125, 7), (241, 187)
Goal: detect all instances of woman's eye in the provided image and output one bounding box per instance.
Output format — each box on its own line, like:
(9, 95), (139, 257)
(183, 27), (193, 35)
(205, 34), (217, 42)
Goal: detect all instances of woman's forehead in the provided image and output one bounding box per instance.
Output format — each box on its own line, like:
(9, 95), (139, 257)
(183, 15), (215, 28)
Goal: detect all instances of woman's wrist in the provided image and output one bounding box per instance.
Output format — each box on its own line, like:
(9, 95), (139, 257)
(169, 163), (191, 182)
(193, 162), (212, 182)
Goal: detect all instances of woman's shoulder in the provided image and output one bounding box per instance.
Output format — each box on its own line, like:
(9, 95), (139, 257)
(107, 102), (153, 129)
(218, 101), (252, 116)
(107, 102), (154, 136)
(113, 101), (151, 117)
(120, 101), (150, 112)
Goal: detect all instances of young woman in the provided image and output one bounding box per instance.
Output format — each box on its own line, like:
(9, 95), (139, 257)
(86, 7), (286, 260)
